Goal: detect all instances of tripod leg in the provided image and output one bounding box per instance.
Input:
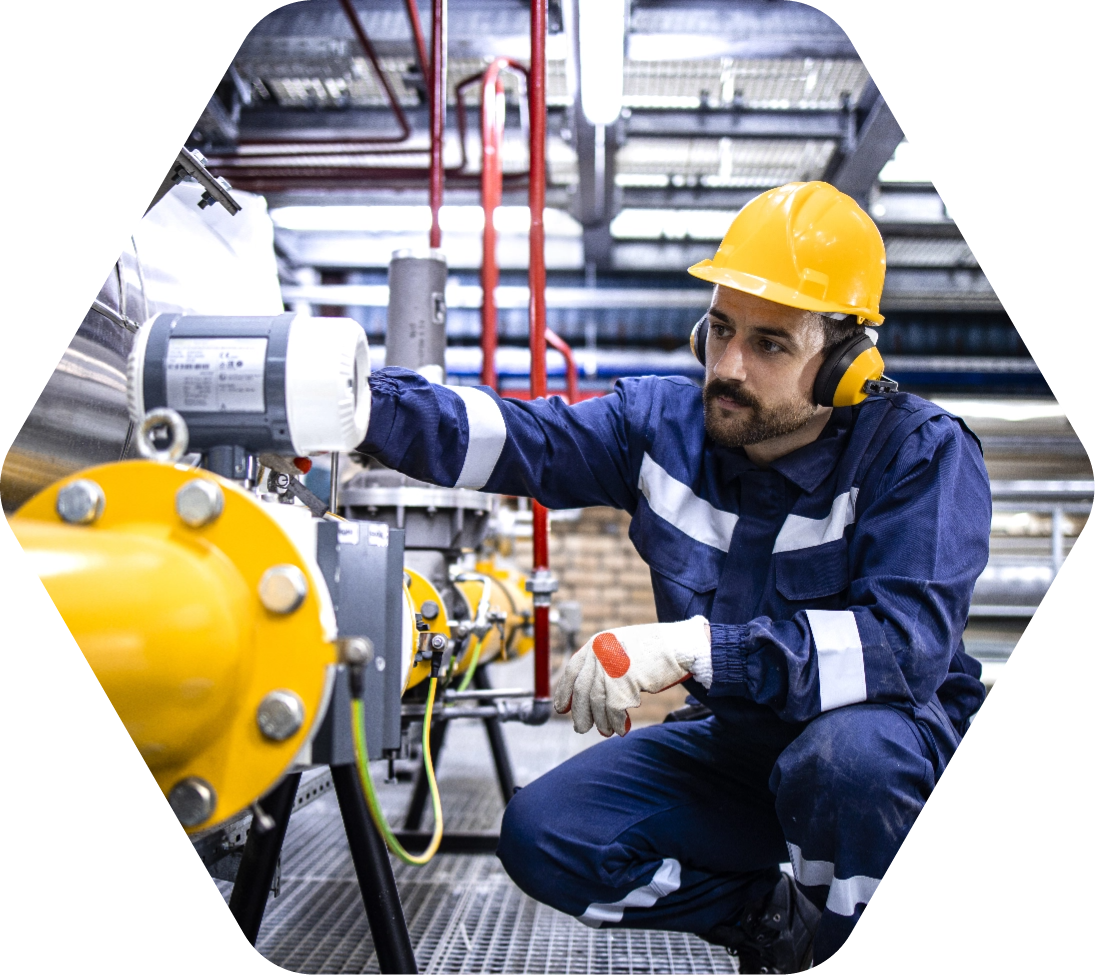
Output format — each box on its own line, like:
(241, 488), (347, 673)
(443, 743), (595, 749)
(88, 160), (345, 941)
(331, 764), (418, 975)
(473, 668), (517, 805)
(228, 771), (301, 945)
(402, 718), (448, 830)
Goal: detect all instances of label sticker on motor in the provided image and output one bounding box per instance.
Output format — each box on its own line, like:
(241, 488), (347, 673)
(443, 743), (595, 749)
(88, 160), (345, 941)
(367, 523), (389, 547)
(165, 338), (267, 413)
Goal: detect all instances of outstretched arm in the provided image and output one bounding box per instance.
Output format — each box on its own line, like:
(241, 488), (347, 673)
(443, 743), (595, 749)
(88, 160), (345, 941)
(359, 367), (647, 511)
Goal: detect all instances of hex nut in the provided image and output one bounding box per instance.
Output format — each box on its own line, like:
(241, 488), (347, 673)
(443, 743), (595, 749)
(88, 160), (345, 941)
(430, 634), (447, 652)
(175, 479), (224, 527)
(168, 777), (217, 827)
(56, 479), (105, 525)
(258, 565), (308, 614)
(256, 690), (306, 742)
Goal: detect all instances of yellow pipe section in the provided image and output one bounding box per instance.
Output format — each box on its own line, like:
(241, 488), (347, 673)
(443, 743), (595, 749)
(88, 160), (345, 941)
(10, 461), (337, 833)
(21, 520), (250, 768)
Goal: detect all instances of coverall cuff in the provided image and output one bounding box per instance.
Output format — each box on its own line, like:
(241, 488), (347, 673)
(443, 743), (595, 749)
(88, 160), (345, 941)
(359, 369), (405, 453)
(707, 623), (749, 697)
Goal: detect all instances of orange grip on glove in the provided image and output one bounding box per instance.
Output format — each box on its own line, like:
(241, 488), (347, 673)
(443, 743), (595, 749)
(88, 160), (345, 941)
(553, 617), (712, 737)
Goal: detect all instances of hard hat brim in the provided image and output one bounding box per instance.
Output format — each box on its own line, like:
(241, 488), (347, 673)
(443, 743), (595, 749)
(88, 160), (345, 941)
(687, 260), (886, 326)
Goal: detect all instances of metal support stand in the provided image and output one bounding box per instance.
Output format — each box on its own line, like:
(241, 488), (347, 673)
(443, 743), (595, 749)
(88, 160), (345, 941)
(228, 771), (302, 945)
(473, 667), (517, 805)
(331, 764), (419, 975)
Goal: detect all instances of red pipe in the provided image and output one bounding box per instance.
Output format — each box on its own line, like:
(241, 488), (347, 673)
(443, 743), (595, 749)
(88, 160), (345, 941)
(404, 0), (430, 89)
(527, 0), (552, 707)
(478, 58), (527, 389)
(428, 0), (447, 248)
(545, 328), (579, 404)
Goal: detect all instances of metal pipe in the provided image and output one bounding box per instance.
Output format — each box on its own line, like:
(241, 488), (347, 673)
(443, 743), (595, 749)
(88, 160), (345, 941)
(478, 58), (528, 389)
(545, 327), (579, 403)
(329, 451), (341, 515)
(529, 0), (553, 707)
(429, 0), (447, 248)
(403, 0), (430, 89)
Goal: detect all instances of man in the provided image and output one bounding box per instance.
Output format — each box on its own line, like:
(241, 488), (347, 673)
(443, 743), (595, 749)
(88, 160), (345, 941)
(358, 181), (991, 972)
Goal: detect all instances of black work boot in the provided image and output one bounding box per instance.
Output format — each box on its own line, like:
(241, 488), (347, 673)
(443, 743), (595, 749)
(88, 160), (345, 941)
(702, 873), (821, 973)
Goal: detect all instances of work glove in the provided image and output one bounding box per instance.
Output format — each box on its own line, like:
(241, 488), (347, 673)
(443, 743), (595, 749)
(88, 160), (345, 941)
(553, 616), (712, 737)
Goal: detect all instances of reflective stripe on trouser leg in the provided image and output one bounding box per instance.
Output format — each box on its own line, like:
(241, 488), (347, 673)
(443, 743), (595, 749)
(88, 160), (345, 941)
(770, 703), (949, 965)
(579, 858), (682, 927)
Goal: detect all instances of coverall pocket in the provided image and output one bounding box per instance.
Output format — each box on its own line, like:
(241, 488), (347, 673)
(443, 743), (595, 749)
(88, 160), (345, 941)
(773, 538), (850, 602)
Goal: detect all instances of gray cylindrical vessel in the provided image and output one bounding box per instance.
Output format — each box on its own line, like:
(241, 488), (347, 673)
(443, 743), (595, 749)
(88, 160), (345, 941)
(386, 248), (447, 382)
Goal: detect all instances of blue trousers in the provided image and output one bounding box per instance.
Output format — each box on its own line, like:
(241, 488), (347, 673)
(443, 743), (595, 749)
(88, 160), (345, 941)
(497, 699), (960, 964)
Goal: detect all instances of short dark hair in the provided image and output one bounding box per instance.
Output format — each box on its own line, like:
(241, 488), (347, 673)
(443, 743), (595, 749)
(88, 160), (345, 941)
(817, 314), (865, 354)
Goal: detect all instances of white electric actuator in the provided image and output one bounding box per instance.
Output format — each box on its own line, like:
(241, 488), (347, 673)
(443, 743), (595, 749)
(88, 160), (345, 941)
(128, 312), (371, 457)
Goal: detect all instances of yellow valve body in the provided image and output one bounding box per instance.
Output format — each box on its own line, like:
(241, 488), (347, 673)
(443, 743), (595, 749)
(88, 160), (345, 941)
(403, 568), (451, 690)
(11, 461), (337, 833)
(451, 558), (535, 674)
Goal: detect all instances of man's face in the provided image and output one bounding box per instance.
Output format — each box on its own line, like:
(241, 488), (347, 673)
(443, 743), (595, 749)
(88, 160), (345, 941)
(702, 286), (828, 449)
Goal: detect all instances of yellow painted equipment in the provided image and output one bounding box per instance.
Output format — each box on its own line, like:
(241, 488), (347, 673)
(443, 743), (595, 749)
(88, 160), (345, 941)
(403, 567), (451, 690)
(10, 460), (338, 833)
(452, 557), (535, 674)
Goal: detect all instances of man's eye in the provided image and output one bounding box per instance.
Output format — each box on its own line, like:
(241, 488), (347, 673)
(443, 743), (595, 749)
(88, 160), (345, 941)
(759, 340), (784, 354)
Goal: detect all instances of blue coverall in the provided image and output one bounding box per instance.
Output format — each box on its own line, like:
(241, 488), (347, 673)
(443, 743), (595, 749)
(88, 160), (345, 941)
(360, 367), (992, 963)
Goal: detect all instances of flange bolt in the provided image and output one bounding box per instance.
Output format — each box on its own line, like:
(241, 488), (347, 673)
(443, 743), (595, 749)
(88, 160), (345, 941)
(168, 777), (217, 828)
(56, 479), (105, 525)
(256, 690), (305, 742)
(175, 479), (224, 527)
(258, 565), (308, 614)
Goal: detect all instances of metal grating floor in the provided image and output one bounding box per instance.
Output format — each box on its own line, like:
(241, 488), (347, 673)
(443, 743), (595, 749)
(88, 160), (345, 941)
(216, 710), (736, 974)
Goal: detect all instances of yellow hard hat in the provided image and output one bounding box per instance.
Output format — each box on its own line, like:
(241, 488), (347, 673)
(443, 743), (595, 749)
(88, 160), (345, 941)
(687, 181), (886, 325)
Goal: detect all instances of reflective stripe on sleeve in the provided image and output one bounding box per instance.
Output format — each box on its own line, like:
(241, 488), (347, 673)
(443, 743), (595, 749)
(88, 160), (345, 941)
(772, 488), (859, 553)
(787, 843), (881, 917)
(447, 386), (508, 489)
(578, 858), (682, 928)
(805, 609), (867, 711)
(638, 454), (738, 551)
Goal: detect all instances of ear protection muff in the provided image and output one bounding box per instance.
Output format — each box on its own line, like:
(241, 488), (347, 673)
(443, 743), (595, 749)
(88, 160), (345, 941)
(690, 317), (897, 407)
(812, 332), (896, 407)
(690, 317), (709, 366)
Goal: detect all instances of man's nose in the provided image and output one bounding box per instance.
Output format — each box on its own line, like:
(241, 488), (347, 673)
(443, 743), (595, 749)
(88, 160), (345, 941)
(712, 337), (747, 383)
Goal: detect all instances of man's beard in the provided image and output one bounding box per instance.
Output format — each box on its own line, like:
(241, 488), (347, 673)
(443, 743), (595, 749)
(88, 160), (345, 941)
(703, 378), (818, 448)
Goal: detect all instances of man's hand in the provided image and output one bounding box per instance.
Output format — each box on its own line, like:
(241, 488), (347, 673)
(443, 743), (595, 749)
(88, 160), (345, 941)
(553, 617), (712, 737)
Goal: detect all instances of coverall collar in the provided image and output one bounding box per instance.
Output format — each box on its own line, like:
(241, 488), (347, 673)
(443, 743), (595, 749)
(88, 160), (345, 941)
(709, 406), (856, 494)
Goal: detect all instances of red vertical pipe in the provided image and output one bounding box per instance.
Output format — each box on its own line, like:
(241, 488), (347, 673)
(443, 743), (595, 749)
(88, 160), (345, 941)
(429, 0), (447, 249)
(528, 0), (552, 705)
(479, 63), (503, 389)
(404, 0), (430, 87)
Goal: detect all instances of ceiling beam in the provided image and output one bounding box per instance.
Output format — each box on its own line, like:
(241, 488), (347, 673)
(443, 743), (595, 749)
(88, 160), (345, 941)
(827, 82), (906, 204)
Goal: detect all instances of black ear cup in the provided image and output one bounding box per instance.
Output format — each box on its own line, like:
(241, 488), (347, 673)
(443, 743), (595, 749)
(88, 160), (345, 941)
(690, 318), (709, 367)
(812, 332), (876, 407)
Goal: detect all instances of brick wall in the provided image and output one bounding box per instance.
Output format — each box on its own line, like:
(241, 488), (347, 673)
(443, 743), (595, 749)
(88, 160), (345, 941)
(511, 506), (688, 724)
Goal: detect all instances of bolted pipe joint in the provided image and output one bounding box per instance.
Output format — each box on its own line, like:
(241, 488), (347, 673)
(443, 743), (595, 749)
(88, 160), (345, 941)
(56, 479), (105, 525)
(175, 478), (224, 527)
(256, 690), (306, 741)
(525, 569), (559, 607)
